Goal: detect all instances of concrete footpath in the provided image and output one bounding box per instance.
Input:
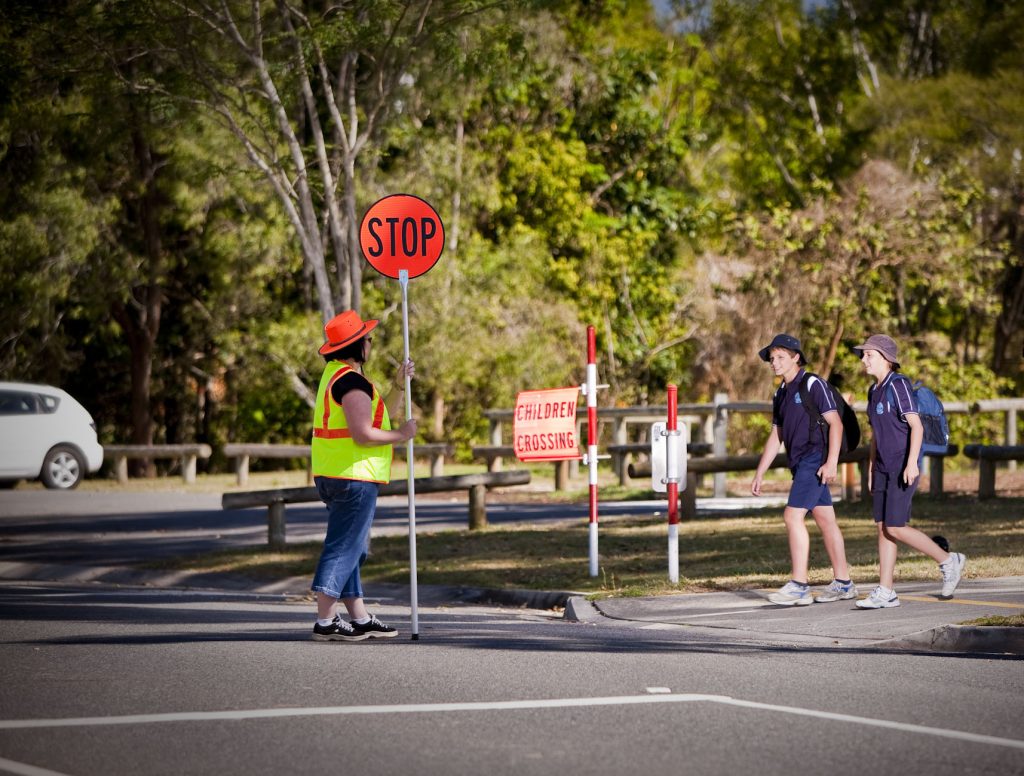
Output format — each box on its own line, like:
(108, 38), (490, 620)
(1, 558), (1021, 656)
(565, 577), (1024, 656)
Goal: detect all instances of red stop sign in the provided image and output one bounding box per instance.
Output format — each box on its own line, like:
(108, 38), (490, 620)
(359, 194), (445, 279)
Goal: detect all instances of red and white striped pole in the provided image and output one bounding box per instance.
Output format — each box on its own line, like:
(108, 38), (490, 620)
(586, 325), (599, 577)
(667, 384), (680, 583)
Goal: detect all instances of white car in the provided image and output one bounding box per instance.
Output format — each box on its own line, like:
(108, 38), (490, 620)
(0, 382), (104, 489)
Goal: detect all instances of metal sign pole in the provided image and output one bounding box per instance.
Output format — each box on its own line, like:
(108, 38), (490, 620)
(666, 384), (680, 583)
(399, 269), (419, 639)
(586, 326), (599, 577)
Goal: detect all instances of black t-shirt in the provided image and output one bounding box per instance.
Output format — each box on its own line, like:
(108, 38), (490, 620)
(330, 370), (374, 406)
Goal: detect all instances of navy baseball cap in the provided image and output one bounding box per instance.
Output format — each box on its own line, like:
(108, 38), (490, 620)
(758, 333), (806, 365)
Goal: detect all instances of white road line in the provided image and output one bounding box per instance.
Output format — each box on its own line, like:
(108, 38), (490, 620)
(0, 756), (73, 776)
(1, 694), (1022, 751)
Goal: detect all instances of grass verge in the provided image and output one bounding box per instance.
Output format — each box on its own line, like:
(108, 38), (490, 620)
(151, 493), (1024, 600)
(961, 614), (1024, 627)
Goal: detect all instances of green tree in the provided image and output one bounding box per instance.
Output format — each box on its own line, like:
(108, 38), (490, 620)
(856, 71), (1024, 381)
(732, 160), (998, 393)
(0, 4), (118, 380)
(155, 0), (510, 323)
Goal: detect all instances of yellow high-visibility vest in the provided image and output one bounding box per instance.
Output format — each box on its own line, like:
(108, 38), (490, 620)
(311, 361), (392, 483)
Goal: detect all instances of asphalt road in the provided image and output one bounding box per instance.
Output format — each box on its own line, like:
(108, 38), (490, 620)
(0, 489), (788, 567)
(1, 490), (1023, 776)
(1, 582), (1022, 776)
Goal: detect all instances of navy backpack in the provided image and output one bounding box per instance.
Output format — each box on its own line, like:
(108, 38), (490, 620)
(773, 373), (861, 454)
(870, 377), (950, 455)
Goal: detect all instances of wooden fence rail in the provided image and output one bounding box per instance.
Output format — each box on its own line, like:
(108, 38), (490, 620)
(222, 442), (454, 485)
(222, 470), (531, 546)
(963, 444), (1024, 499)
(629, 446), (962, 519)
(104, 444), (212, 484)
(482, 395), (1019, 493)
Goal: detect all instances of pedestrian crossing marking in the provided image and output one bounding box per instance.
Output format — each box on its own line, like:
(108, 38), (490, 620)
(1, 693), (1022, 752)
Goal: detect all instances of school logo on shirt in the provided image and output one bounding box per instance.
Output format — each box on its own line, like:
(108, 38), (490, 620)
(794, 392), (802, 405)
(876, 402), (884, 415)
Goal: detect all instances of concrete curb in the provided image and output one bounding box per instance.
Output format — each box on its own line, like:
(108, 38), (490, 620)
(875, 624), (1024, 656)
(563, 596), (603, 623)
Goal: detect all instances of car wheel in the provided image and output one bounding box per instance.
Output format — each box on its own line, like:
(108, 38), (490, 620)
(41, 445), (84, 490)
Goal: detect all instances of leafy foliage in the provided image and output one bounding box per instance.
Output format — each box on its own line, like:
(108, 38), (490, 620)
(0, 0), (1019, 463)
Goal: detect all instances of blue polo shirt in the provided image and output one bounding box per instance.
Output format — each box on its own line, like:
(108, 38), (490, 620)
(867, 372), (918, 473)
(772, 370), (838, 467)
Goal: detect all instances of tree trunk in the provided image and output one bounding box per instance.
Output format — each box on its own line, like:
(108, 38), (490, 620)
(343, 154), (360, 313)
(118, 123), (165, 477)
(451, 113), (464, 256)
(822, 310), (844, 380)
(432, 393), (445, 440)
(994, 268), (1023, 373)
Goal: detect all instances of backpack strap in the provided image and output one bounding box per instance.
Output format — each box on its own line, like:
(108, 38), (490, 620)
(771, 383), (785, 427)
(873, 375), (910, 424)
(797, 372), (826, 428)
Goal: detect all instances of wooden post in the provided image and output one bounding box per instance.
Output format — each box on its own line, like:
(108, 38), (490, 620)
(554, 460), (569, 491)
(182, 455), (198, 484)
(1008, 410), (1018, 472)
(115, 455), (129, 484)
(929, 455), (944, 497)
(236, 454), (250, 486)
(489, 419), (503, 472)
(842, 462), (855, 502)
(468, 484), (487, 530)
(978, 459), (996, 500)
(691, 415), (706, 489)
(613, 417), (628, 485)
(430, 452), (444, 478)
(680, 472), (698, 520)
(712, 392), (729, 498)
(268, 500), (287, 548)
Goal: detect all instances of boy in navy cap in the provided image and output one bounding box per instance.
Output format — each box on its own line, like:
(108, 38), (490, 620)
(853, 334), (965, 608)
(752, 334), (856, 605)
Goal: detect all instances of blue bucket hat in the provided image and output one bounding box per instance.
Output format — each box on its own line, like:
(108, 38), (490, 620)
(758, 333), (806, 366)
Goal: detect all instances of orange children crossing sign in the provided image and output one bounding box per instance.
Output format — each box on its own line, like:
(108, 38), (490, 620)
(360, 194), (444, 279)
(513, 387), (582, 461)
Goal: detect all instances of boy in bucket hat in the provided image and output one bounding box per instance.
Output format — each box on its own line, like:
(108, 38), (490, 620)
(852, 334), (965, 608)
(751, 334), (856, 606)
(309, 310), (418, 641)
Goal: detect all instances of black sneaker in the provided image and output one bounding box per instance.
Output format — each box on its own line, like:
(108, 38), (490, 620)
(351, 614), (398, 639)
(313, 616), (369, 642)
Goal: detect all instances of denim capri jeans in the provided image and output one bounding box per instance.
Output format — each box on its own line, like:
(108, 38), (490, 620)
(311, 477), (380, 599)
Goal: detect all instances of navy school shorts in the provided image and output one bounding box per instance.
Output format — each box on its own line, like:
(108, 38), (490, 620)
(871, 469), (918, 527)
(786, 454), (833, 511)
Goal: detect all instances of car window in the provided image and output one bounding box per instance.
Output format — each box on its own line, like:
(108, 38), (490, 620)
(0, 391), (39, 415)
(38, 394), (60, 413)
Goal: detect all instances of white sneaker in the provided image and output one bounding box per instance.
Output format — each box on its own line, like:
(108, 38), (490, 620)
(813, 579), (858, 603)
(856, 586), (900, 609)
(939, 552), (966, 599)
(768, 581), (813, 606)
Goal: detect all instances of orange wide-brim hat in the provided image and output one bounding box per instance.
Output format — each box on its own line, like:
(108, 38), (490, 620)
(318, 310), (379, 356)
